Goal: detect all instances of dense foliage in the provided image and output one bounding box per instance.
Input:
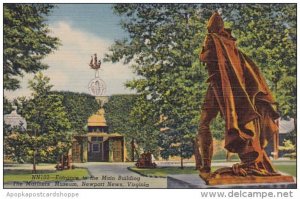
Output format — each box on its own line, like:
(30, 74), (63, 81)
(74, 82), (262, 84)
(5, 73), (71, 168)
(50, 91), (100, 133)
(3, 4), (59, 119)
(105, 4), (296, 163)
(3, 4), (296, 165)
(3, 4), (59, 90)
(104, 94), (160, 160)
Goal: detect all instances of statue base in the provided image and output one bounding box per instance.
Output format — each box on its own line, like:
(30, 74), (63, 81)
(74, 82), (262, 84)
(199, 166), (295, 185)
(200, 173), (295, 186)
(95, 96), (109, 107)
(167, 174), (296, 189)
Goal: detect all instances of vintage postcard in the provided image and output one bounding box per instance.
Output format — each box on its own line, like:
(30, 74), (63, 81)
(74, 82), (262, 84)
(2, 2), (297, 196)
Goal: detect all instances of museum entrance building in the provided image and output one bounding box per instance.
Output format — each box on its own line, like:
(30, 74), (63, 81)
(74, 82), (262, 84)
(72, 108), (126, 162)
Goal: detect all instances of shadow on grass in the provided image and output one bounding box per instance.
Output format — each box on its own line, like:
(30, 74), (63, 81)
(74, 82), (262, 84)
(128, 166), (203, 178)
(129, 164), (296, 178)
(4, 169), (56, 175)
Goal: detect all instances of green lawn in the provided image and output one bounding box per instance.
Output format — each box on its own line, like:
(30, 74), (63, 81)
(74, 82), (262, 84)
(275, 164), (296, 177)
(4, 168), (89, 182)
(130, 164), (296, 177)
(129, 167), (217, 177)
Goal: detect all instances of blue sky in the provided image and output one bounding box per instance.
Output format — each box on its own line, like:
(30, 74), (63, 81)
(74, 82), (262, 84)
(47, 4), (127, 41)
(5, 4), (135, 100)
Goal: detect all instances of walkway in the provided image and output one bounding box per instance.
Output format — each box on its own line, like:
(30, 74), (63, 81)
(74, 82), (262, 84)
(74, 162), (167, 188)
(4, 162), (167, 188)
(4, 160), (295, 188)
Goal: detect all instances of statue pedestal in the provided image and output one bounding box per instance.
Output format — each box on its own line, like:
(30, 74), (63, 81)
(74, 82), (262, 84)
(95, 96), (109, 107)
(167, 174), (296, 189)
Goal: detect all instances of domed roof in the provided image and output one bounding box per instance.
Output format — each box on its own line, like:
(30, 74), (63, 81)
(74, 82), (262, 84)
(87, 108), (107, 127)
(4, 107), (27, 130)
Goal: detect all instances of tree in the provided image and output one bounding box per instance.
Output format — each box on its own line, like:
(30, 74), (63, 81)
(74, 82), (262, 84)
(9, 72), (71, 172)
(104, 94), (160, 161)
(159, 129), (194, 169)
(4, 128), (31, 163)
(3, 4), (59, 90)
(50, 91), (100, 133)
(199, 3), (296, 135)
(221, 4), (296, 120)
(210, 114), (225, 141)
(218, 4), (297, 148)
(104, 95), (137, 134)
(279, 139), (296, 159)
(105, 4), (207, 166)
(105, 4), (296, 164)
(129, 94), (161, 158)
(104, 94), (137, 161)
(3, 96), (13, 115)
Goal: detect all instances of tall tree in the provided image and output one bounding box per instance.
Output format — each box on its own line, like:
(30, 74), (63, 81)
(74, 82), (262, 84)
(106, 4), (296, 163)
(104, 95), (138, 134)
(198, 4), (296, 120)
(221, 4), (296, 120)
(104, 94), (138, 161)
(104, 94), (159, 160)
(129, 94), (161, 158)
(198, 3), (296, 146)
(9, 73), (71, 172)
(3, 4), (59, 90)
(105, 4), (207, 165)
(218, 4), (297, 143)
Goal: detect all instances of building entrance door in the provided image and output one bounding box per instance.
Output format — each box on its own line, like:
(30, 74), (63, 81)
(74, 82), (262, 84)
(88, 142), (103, 162)
(112, 140), (123, 162)
(88, 136), (108, 162)
(72, 141), (82, 163)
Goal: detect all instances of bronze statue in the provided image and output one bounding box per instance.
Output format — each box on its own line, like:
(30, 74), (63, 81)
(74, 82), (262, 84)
(196, 12), (294, 185)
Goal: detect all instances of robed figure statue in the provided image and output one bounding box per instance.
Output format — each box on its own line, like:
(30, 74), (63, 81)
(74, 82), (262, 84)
(197, 12), (283, 182)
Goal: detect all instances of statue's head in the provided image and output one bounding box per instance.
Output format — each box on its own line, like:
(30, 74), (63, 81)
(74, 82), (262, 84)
(207, 11), (224, 33)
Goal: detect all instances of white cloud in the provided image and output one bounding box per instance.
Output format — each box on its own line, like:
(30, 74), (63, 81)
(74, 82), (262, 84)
(5, 21), (137, 101)
(45, 21), (111, 70)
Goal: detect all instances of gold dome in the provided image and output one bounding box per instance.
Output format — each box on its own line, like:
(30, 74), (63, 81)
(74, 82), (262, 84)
(88, 108), (107, 127)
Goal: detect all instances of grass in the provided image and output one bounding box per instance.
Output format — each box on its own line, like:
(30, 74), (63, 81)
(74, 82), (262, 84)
(129, 166), (222, 177)
(4, 168), (89, 183)
(130, 164), (296, 177)
(130, 167), (197, 177)
(274, 164), (296, 177)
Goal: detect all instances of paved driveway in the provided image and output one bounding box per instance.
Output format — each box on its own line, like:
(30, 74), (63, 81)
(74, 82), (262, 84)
(4, 162), (167, 188)
(5, 160), (294, 188)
